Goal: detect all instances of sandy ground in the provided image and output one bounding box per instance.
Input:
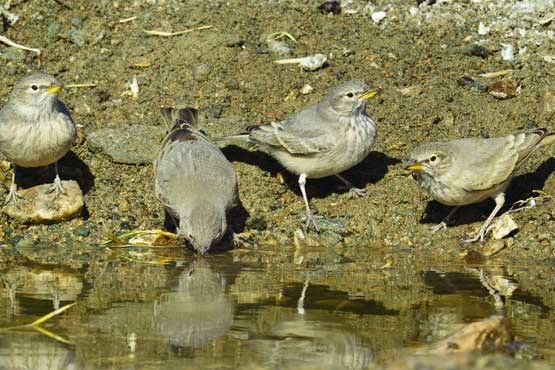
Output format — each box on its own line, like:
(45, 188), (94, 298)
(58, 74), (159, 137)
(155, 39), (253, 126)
(1, 0), (555, 368)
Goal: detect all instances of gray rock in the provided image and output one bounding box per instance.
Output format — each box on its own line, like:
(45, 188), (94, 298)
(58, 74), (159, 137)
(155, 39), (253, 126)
(73, 225), (90, 237)
(319, 230), (344, 245)
(192, 63), (212, 81)
(0, 47), (25, 62)
(3, 180), (83, 224)
(47, 21), (62, 39)
(317, 218), (347, 235)
(14, 237), (34, 249)
(266, 39), (291, 56)
(71, 17), (83, 28)
(86, 124), (165, 164)
(462, 43), (491, 58)
(225, 36), (244, 48)
(208, 104), (224, 119)
(68, 29), (87, 47)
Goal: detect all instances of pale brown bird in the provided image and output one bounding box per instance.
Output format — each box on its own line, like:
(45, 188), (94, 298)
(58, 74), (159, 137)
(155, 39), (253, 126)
(0, 73), (76, 204)
(216, 80), (380, 231)
(406, 128), (555, 242)
(154, 107), (239, 254)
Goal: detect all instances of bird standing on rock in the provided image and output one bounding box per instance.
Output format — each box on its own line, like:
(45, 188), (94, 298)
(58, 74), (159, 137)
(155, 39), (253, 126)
(0, 73), (76, 204)
(406, 128), (555, 243)
(215, 80), (380, 232)
(154, 107), (239, 254)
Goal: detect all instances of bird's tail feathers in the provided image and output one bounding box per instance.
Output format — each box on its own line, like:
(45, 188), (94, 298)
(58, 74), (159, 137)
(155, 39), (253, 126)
(158, 107), (209, 158)
(160, 107), (199, 130)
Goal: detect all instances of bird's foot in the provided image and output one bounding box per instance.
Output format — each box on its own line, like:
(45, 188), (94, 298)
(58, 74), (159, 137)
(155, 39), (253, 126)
(48, 175), (66, 197)
(302, 212), (322, 233)
(4, 185), (23, 206)
(337, 183), (367, 198)
(462, 231), (486, 244)
(347, 186), (367, 199)
(232, 232), (244, 247)
(430, 221), (447, 235)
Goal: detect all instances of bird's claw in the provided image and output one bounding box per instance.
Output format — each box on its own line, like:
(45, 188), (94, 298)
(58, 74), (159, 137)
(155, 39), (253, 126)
(48, 175), (66, 197)
(4, 187), (23, 206)
(430, 221), (447, 235)
(347, 187), (367, 199)
(302, 212), (322, 233)
(232, 233), (242, 246)
(462, 231), (485, 244)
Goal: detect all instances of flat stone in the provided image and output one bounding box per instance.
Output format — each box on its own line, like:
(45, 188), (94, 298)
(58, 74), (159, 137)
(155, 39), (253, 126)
(3, 180), (83, 224)
(86, 125), (165, 164)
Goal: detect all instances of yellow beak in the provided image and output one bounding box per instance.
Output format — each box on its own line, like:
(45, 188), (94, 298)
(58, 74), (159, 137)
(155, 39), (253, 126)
(405, 162), (424, 171)
(358, 87), (380, 101)
(47, 85), (61, 94)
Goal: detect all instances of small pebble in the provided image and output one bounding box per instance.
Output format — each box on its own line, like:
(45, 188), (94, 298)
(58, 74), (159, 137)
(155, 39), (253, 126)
(266, 39), (290, 56)
(318, 0), (341, 15)
(483, 240), (506, 257)
(371, 11), (387, 24)
(478, 22), (490, 35)
(490, 214), (519, 240)
(192, 63), (212, 81)
(74, 225), (90, 237)
(71, 17), (83, 28)
(208, 104), (224, 119)
(501, 43), (514, 61)
(68, 29), (87, 47)
(225, 37), (244, 48)
(47, 21), (62, 39)
(487, 80), (520, 100)
(462, 44), (491, 58)
(300, 84), (313, 95)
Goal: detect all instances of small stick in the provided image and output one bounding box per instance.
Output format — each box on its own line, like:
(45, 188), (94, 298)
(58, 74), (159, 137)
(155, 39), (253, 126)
(274, 57), (308, 64)
(479, 69), (513, 78)
(0, 35), (40, 57)
(118, 16), (137, 23)
(143, 25), (215, 37)
(65, 83), (97, 88)
(267, 31), (297, 43)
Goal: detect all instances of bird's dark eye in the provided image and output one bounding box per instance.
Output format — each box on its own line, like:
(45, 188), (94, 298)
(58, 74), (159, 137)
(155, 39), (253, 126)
(31, 85), (38, 91)
(430, 155), (437, 162)
(346, 92), (354, 98)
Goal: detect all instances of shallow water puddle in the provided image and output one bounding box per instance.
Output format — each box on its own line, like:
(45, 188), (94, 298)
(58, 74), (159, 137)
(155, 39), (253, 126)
(0, 255), (554, 369)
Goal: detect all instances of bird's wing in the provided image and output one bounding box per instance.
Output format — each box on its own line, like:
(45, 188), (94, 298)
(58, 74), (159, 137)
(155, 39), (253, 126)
(449, 131), (545, 191)
(0, 105), (15, 146)
(155, 140), (237, 209)
(249, 109), (337, 155)
(513, 129), (552, 168)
